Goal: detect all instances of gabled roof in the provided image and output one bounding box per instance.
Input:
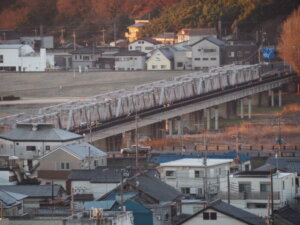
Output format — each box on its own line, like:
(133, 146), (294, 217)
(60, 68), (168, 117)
(158, 46), (175, 60)
(130, 37), (161, 45)
(114, 50), (147, 56)
(71, 47), (103, 54)
(274, 206), (300, 224)
(59, 142), (106, 160)
(178, 199), (266, 225)
(0, 189), (26, 208)
(0, 123), (82, 142)
(0, 185), (63, 198)
(190, 36), (224, 47)
(255, 157), (300, 175)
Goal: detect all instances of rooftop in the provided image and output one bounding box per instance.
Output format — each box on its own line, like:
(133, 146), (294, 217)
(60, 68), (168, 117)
(131, 37), (161, 45)
(114, 50), (147, 56)
(0, 123), (82, 142)
(0, 185), (63, 198)
(255, 157), (300, 175)
(0, 44), (23, 49)
(159, 158), (233, 167)
(191, 36), (225, 47)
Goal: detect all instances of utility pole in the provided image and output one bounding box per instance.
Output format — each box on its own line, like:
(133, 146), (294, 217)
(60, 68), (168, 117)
(203, 131), (208, 201)
(88, 146), (91, 170)
(72, 31), (76, 51)
(227, 170), (230, 204)
(60, 28), (65, 45)
(101, 28), (106, 45)
(40, 24), (44, 48)
(270, 169), (274, 223)
(114, 20), (117, 46)
(135, 114), (139, 169)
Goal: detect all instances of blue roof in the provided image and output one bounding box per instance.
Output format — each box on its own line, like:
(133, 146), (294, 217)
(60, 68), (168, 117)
(150, 151), (250, 164)
(84, 200), (116, 210)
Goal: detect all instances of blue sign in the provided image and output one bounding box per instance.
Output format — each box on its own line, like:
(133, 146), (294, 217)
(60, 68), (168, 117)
(262, 47), (275, 59)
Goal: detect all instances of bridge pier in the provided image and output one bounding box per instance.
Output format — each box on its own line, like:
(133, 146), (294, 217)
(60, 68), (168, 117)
(226, 101), (237, 119)
(278, 89), (282, 107)
(206, 108), (211, 130)
(270, 90), (275, 107)
(214, 107), (219, 130)
(248, 97), (252, 119)
(168, 119), (173, 136)
(240, 99), (244, 119)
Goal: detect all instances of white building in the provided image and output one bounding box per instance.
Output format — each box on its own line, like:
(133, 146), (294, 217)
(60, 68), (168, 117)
(219, 171), (297, 217)
(190, 36), (224, 71)
(0, 44), (54, 71)
(128, 38), (161, 54)
(157, 158), (232, 198)
(20, 36), (54, 49)
(146, 47), (175, 70)
(0, 123), (82, 171)
(114, 50), (146, 71)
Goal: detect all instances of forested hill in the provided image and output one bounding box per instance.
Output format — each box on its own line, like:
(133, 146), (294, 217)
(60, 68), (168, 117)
(0, 0), (299, 44)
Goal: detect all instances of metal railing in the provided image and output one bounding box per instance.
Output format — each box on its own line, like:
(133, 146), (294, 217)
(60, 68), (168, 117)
(218, 191), (280, 200)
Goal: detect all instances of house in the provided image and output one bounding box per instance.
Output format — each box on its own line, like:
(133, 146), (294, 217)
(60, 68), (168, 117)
(255, 157), (300, 193)
(218, 170), (297, 216)
(128, 38), (161, 54)
(157, 158), (232, 198)
(0, 44), (54, 72)
(37, 142), (107, 189)
(178, 199), (266, 225)
(125, 20), (149, 43)
(190, 36), (224, 71)
(114, 50), (146, 71)
(146, 46), (175, 70)
(71, 47), (103, 70)
(152, 33), (177, 45)
(20, 36), (54, 49)
(273, 205), (300, 225)
(68, 167), (158, 199)
(223, 39), (258, 65)
(177, 28), (217, 45)
(0, 184), (65, 210)
(172, 41), (192, 70)
(0, 123), (82, 171)
(0, 189), (27, 216)
(99, 172), (183, 225)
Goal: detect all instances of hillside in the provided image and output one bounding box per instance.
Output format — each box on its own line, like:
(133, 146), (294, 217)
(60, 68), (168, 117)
(0, 0), (299, 44)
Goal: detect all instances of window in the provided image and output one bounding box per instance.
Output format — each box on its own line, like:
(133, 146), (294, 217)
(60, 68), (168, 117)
(282, 181), (285, 190)
(166, 170), (175, 177)
(177, 62), (183, 67)
(0, 55), (3, 63)
(203, 212), (209, 220)
(260, 183), (271, 192)
(247, 203), (267, 208)
(82, 56), (90, 60)
(145, 47), (154, 50)
(210, 212), (217, 220)
(181, 187), (190, 194)
(161, 65), (166, 69)
(203, 58), (209, 61)
(60, 162), (70, 170)
(211, 57), (217, 60)
(45, 145), (50, 151)
(94, 160), (98, 167)
(228, 51), (235, 57)
(26, 146), (36, 151)
(152, 65), (157, 69)
(194, 58), (200, 61)
(129, 46), (132, 50)
(195, 170), (200, 178)
(239, 183), (251, 193)
(203, 49), (216, 53)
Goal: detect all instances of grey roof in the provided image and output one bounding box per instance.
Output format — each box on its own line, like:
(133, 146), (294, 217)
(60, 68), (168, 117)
(255, 157), (300, 175)
(0, 189), (23, 208)
(131, 37), (161, 45)
(274, 206), (300, 224)
(114, 50), (146, 56)
(127, 173), (182, 202)
(158, 47), (175, 60)
(60, 142), (107, 160)
(191, 36), (225, 47)
(0, 185), (63, 198)
(0, 44), (22, 49)
(154, 33), (177, 39)
(0, 123), (82, 142)
(68, 170), (94, 181)
(172, 41), (191, 51)
(71, 47), (103, 54)
(179, 199), (266, 225)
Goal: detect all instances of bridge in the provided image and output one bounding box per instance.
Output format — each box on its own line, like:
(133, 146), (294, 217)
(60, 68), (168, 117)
(0, 63), (295, 150)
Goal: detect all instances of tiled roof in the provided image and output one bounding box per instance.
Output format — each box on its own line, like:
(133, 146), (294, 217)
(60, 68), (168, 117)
(255, 157), (300, 175)
(0, 185), (63, 198)
(74, 194), (94, 201)
(191, 36), (224, 47)
(178, 199), (266, 225)
(0, 190), (24, 208)
(60, 142), (107, 160)
(274, 206), (300, 224)
(0, 123), (82, 142)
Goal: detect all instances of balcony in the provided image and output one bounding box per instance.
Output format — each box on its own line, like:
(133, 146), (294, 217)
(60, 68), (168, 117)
(218, 191), (280, 201)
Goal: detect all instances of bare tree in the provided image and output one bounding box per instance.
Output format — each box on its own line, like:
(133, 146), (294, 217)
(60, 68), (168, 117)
(277, 6), (300, 74)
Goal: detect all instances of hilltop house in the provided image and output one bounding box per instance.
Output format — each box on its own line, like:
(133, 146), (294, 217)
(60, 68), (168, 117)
(37, 142), (107, 189)
(125, 20), (149, 43)
(177, 28), (217, 45)
(152, 33), (177, 45)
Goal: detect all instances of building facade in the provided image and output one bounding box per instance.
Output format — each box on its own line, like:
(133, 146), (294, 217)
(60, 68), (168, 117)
(114, 51), (146, 71)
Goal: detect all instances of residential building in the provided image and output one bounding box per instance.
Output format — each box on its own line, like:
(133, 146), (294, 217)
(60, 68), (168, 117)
(178, 199), (266, 225)
(273, 205), (300, 225)
(114, 50), (146, 71)
(255, 157), (300, 193)
(152, 33), (177, 45)
(71, 47), (103, 70)
(0, 185), (64, 210)
(0, 123), (82, 171)
(190, 36), (224, 71)
(223, 39), (258, 65)
(0, 156), (18, 185)
(172, 41), (192, 70)
(99, 172), (183, 225)
(219, 171), (297, 216)
(0, 44), (54, 72)
(125, 20), (149, 43)
(0, 189), (27, 216)
(128, 38), (161, 54)
(177, 28), (217, 45)
(37, 142), (107, 189)
(146, 46), (175, 70)
(157, 158), (232, 198)
(20, 36), (54, 49)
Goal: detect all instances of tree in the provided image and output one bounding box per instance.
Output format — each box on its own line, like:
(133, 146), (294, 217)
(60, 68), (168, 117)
(277, 6), (300, 74)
